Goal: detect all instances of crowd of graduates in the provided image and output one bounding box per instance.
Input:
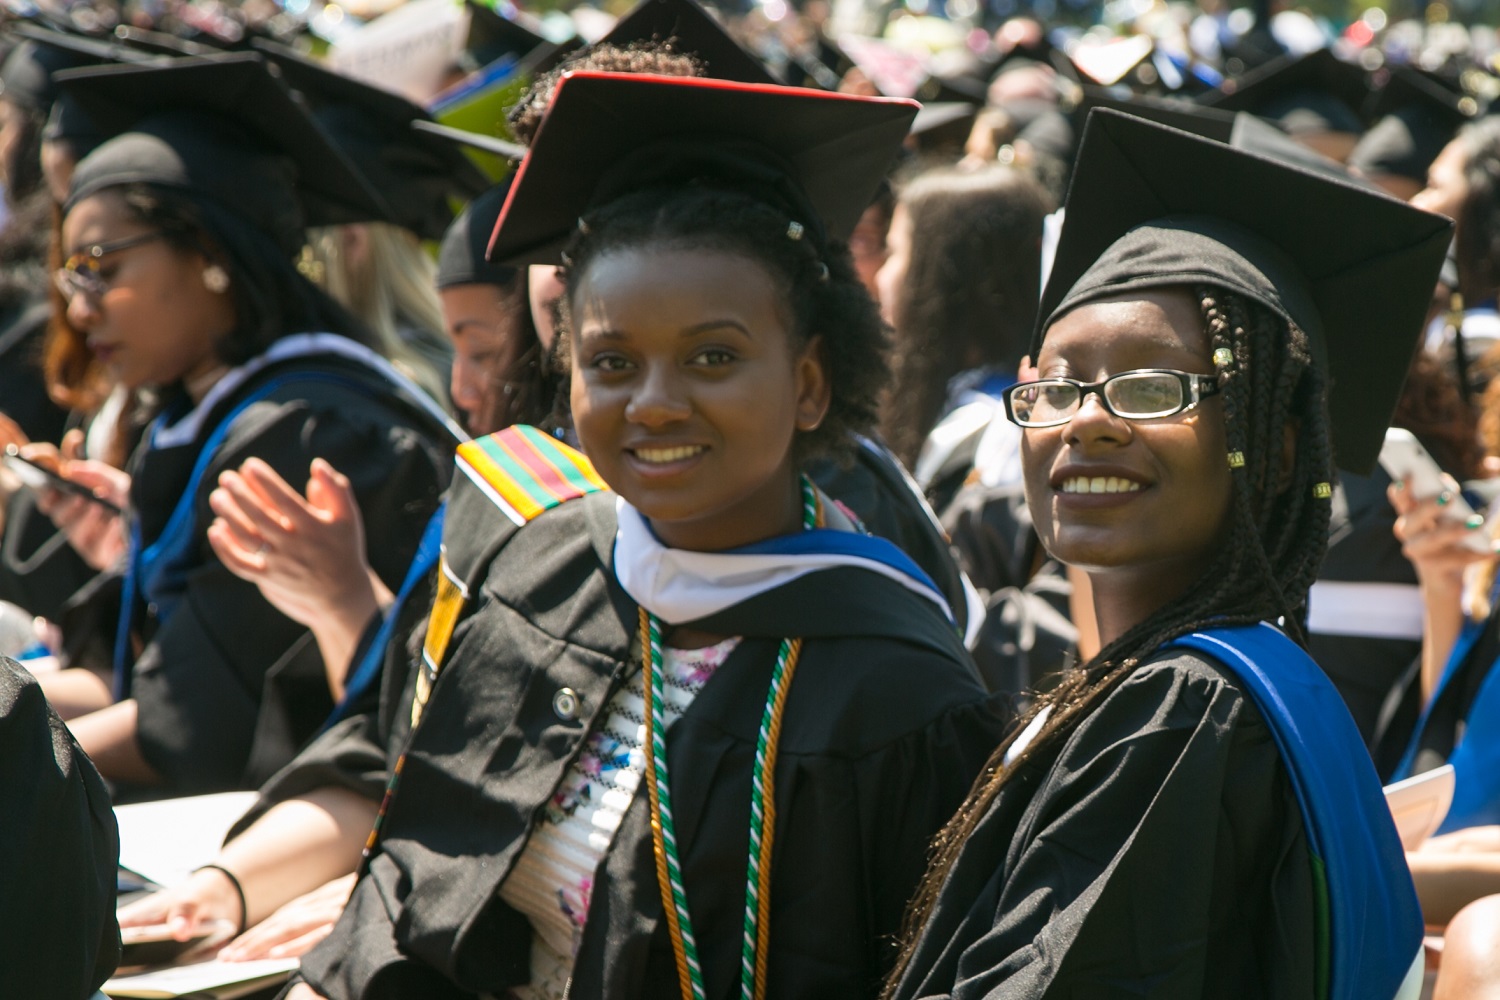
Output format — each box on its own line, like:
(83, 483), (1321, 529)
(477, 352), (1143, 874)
(7, 0), (1500, 997)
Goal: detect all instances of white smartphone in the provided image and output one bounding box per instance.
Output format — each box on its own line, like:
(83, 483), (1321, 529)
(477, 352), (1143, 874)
(1378, 428), (1489, 554)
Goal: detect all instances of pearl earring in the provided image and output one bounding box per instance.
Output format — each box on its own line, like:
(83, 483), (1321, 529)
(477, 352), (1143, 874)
(202, 265), (230, 294)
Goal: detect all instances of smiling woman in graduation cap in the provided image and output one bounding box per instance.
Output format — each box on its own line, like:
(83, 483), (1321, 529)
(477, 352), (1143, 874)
(285, 71), (1006, 1000)
(882, 108), (1450, 1000)
(29, 53), (458, 796)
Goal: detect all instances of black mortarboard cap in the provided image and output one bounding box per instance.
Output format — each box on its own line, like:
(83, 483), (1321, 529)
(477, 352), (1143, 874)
(1038, 108), (1452, 473)
(1074, 86), (1237, 142)
(908, 101), (978, 150)
(1013, 106), (1075, 163)
(464, 1), (547, 68)
(1073, 85), (1365, 184)
(600, 0), (776, 86)
(253, 40), (490, 240)
(488, 71), (916, 265)
(56, 53), (390, 254)
(1349, 67), (1476, 182)
(1204, 48), (1369, 135)
(0, 24), (151, 114)
(111, 25), (221, 58)
(438, 179), (517, 288)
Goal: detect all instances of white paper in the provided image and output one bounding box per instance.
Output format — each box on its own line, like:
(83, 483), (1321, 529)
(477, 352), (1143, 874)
(328, 0), (469, 103)
(103, 957), (298, 999)
(1385, 764), (1456, 851)
(114, 791), (259, 888)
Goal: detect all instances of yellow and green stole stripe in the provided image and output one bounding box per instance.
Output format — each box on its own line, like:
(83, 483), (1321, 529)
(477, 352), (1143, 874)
(456, 424), (607, 525)
(363, 426), (606, 863)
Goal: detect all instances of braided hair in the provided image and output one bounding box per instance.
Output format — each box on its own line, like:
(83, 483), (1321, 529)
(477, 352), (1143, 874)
(883, 284), (1334, 995)
(554, 183), (889, 461)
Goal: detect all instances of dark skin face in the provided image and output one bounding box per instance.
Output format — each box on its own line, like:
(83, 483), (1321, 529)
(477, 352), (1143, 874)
(1023, 288), (1233, 646)
(569, 245), (830, 552)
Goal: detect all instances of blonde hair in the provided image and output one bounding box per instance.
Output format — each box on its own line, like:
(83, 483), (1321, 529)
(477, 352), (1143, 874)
(304, 222), (451, 406)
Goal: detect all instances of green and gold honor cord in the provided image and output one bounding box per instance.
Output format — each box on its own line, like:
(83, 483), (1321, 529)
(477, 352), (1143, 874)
(640, 477), (822, 1000)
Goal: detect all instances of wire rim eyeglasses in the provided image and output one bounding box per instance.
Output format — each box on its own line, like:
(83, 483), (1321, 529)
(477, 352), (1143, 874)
(53, 231), (166, 303)
(1003, 369), (1222, 428)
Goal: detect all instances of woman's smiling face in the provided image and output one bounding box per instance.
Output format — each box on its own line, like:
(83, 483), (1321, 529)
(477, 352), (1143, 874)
(1023, 288), (1233, 589)
(569, 244), (829, 552)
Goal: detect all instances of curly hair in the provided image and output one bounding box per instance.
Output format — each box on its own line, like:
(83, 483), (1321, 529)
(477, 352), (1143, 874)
(880, 164), (1053, 467)
(1452, 118), (1500, 306)
(507, 43), (704, 146)
(884, 285), (1335, 996)
(554, 183), (889, 462)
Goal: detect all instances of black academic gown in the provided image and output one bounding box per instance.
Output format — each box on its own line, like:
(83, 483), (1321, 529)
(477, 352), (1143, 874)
(0, 657), (119, 997)
(92, 351), (451, 795)
(285, 483), (1007, 1000)
(809, 435), (973, 639)
(889, 651), (1316, 1000)
(0, 299), (68, 444)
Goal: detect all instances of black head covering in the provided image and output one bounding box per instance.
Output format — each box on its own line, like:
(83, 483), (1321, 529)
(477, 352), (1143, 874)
(1204, 48), (1369, 136)
(463, 0), (548, 68)
(41, 90), (103, 155)
(438, 180), (518, 288)
(600, 0), (776, 86)
(0, 24), (149, 114)
(1349, 68), (1476, 183)
(1039, 108), (1452, 474)
(488, 72), (915, 265)
(253, 40), (490, 240)
(56, 53), (390, 256)
(1073, 85), (1369, 184)
(110, 25), (221, 58)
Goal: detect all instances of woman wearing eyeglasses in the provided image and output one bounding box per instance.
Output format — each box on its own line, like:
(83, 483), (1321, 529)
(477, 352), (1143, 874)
(23, 55), (456, 798)
(883, 110), (1446, 1000)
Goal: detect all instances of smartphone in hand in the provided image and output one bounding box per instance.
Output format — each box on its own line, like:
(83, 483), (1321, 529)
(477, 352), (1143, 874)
(1379, 428), (1490, 555)
(2, 445), (122, 515)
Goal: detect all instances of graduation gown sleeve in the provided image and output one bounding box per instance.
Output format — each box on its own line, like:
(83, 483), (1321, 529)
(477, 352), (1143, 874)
(893, 651), (1316, 1000)
(125, 374), (449, 794)
(0, 658), (120, 998)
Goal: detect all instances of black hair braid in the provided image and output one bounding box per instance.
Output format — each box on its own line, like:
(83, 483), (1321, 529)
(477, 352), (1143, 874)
(882, 285), (1333, 997)
(554, 183), (889, 461)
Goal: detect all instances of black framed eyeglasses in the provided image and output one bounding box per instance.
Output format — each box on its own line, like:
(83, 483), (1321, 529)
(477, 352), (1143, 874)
(1003, 369), (1222, 428)
(53, 231), (164, 303)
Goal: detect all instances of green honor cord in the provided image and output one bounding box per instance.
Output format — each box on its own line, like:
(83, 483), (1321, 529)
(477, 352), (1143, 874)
(641, 477), (821, 1000)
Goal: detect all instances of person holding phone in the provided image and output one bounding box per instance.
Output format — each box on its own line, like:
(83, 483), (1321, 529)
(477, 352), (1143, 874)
(30, 53), (457, 797)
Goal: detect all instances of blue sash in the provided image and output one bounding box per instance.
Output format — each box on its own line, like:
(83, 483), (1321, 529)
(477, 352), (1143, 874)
(112, 372), (378, 698)
(1392, 612), (1500, 833)
(1168, 624), (1422, 1000)
(323, 501), (446, 728)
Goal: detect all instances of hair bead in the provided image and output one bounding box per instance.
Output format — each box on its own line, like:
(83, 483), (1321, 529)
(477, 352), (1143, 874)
(786, 221), (805, 241)
(1213, 347), (1234, 367)
(1227, 450), (1246, 469)
(1312, 482), (1332, 499)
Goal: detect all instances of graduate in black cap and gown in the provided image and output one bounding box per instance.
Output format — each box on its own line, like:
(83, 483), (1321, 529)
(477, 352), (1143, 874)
(282, 71), (1005, 1000)
(28, 53), (456, 796)
(883, 109), (1445, 1000)
(0, 657), (119, 997)
(502, 1), (983, 639)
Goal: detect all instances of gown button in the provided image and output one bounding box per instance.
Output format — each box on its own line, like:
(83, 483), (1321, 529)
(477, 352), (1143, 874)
(553, 687), (581, 722)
